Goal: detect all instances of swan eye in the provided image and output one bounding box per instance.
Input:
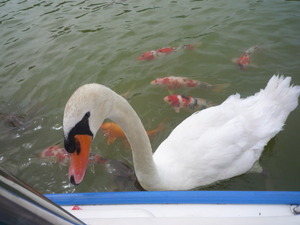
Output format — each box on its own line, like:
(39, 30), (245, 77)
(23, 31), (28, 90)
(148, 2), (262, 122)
(84, 112), (90, 118)
(64, 138), (75, 154)
(64, 111), (93, 153)
(74, 138), (81, 154)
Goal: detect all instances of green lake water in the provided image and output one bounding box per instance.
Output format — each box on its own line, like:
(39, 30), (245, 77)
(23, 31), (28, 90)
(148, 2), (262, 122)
(0, 0), (300, 193)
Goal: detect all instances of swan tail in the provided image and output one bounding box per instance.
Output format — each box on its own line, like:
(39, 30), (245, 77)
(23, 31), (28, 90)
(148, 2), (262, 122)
(229, 75), (300, 152)
(228, 75), (300, 162)
(263, 75), (300, 113)
(251, 75), (300, 141)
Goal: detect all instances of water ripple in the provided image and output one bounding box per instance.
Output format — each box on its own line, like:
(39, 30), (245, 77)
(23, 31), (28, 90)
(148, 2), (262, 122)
(0, 0), (300, 193)
(41, 8), (60, 16)
(78, 26), (104, 33)
(19, 1), (46, 12)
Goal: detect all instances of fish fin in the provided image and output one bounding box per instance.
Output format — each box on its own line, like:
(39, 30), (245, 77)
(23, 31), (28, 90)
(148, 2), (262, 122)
(107, 136), (117, 145)
(175, 107), (180, 113)
(147, 121), (165, 137)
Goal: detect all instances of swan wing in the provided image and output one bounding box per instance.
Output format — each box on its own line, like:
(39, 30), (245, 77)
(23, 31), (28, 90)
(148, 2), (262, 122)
(154, 76), (300, 190)
(154, 96), (258, 189)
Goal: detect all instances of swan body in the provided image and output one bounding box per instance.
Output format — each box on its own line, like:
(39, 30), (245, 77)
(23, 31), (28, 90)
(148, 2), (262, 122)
(63, 75), (300, 191)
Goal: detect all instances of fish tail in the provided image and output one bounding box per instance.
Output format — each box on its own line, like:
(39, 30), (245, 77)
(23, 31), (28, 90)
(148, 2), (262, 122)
(120, 83), (136, 99)
(191, 42), (202, 48)
(206, 100), (215, 108)
(107, 136), (117, 145)
(184, 42), (202, 50)
(156, 121), (166, 132)
(211, 83), (231, 92)
(147, 121), (165, 137)
(197, 100), (214, 110)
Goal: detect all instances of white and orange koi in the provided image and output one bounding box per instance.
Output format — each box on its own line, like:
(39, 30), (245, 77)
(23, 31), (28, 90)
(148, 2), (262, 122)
(137, 44), (200, 61)
(39, 145), (106, 164)
(164, 94), (213, 113)
(151, 76), (229, 91)
(233, 46), (260, 70)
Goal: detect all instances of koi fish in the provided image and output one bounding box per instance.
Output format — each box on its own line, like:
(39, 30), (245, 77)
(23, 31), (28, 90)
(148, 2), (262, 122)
(39, 145), (141, 190)
(39, 145), (106, 164)
(38, 145), (69, 162)
(137, 44), (199, 61)
(151, 76), (229, 92)
(100, 121), (164, 145)
(233, 46), (260, 69)
(164, 95), (213, 113)
(0, 113), (26, 128)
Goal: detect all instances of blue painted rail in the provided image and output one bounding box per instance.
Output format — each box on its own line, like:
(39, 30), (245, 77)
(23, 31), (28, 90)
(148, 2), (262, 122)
(45, 191), (300, 205)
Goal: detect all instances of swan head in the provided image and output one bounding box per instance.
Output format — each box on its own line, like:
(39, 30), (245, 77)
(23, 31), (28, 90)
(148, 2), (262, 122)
(63, 83), (115, 185)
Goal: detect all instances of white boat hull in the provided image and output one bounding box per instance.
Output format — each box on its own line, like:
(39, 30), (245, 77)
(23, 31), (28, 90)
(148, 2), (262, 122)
(46, 191), (300, 225)
(62, 203), (299, 225)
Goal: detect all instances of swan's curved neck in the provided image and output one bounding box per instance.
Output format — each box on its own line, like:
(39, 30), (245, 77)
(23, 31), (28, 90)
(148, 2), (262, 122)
(108, 94), (161, 190)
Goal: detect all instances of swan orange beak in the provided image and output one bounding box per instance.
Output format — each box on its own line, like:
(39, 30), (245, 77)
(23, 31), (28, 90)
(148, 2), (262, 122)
(68, 134), (92, 185)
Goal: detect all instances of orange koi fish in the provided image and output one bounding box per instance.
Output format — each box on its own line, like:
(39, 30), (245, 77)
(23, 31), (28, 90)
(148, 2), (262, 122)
(100, 121), (164, 145)
(39, 145), (106, 164)
(164, 95), (213, 113)
(151, 76), (229, 91)
(38, 145), (69, 162)
(233, 46), (260, 69)
(137, 44), (197, 61)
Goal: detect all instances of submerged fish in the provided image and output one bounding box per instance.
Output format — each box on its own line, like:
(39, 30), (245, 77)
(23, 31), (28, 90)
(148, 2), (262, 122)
(233, 46), (260, 69)
(39, 145), (142, 191)
(38, 145), (69, 162)
(100, 121), (164, 145)
(151, 76), (229, 91)
(39, 145), (106, 164)
(164, 94), (213, 113)
(137, 44), (198, 61)
(0, 113), (29, 129)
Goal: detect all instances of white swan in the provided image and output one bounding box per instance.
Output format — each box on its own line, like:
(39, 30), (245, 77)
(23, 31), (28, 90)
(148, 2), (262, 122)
(63, 75), (300, 191)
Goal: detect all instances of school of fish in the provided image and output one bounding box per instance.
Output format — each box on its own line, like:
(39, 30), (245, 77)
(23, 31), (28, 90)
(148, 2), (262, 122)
(137, 44), (262, 112)
(40, 44), (259, 153)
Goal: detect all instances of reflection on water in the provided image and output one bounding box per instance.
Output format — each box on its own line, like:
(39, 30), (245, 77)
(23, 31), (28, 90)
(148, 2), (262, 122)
(0, 0), (300, 193)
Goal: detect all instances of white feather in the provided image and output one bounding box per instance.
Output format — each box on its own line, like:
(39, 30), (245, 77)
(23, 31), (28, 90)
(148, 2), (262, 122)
(64, 75), (300, 190)
(153, 75), (300, 189)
